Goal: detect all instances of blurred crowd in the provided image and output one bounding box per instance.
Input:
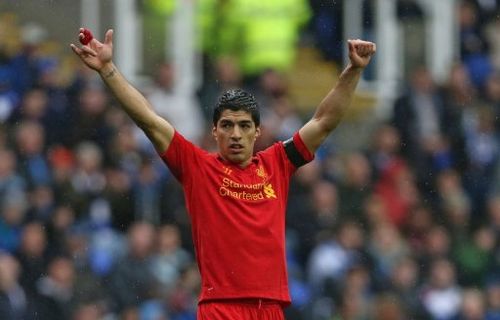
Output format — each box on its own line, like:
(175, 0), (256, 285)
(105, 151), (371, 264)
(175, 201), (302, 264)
(0, 0), (500, 319)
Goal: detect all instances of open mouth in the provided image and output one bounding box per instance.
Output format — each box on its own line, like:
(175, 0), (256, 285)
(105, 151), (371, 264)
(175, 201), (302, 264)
(229, 144), (244, 152)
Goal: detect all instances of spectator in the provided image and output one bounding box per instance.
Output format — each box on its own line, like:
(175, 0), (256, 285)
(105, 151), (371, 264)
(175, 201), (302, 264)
(459, 288), (487, 320)
(132, 155), (165, 226)
(307, 221), (365, 298)
(368, 222), (409, 286)
(15, 222), (49, 295)
(0, 49), (20, 123)
(404, 205), (435, 256)
(419, 258), (462, 320)
(372, 293), (407, 320)
(462, 106), (499, 217)
(167, 263), (199, 320)
(337, 152), (372, 225)
(0, 196), (28, 254)
(440, 62), (474, 173)
(289, 179), (338, 266)
(70, 141), (106, 219)
(35, 256), (77, 320)
(146, 63), (204, 144)
(217, 0), (311, 81)
(69, 84), (112, 149)
(387, 256), (421, 318)
(151, 224), (192, 296)
(458, 1), (493, 89)
(108, 221), (158, 312)
(392, 66), (452, 195)
(485, 280), (500, 320)
(374, 158), (419, 228)
(418, 225), (453, 276)
(14, 121), (52, 188)
(0, 253), (36, 319)
(0, 148), (27, 252)
(453, 226), (497, 286)
(435, 169), (472, 233)
(44, 205), (75, 256)
(102, 166), (135, 230)
(8, 87), (49, 125)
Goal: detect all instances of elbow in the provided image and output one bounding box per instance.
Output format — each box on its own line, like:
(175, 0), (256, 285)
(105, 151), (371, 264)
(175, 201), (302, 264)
(312, 116), (340, 134)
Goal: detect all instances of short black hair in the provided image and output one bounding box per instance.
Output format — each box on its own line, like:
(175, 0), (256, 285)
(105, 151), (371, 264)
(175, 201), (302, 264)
(213, 89), (260, 126)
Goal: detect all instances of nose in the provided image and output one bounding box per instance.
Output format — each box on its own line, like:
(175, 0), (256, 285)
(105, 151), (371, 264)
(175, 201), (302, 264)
(231, 126), (242, 140)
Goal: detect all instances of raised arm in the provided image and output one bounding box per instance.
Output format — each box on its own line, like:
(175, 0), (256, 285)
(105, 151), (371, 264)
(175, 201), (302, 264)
(70, 28), (174, 153)
(298, 39), (376, 153)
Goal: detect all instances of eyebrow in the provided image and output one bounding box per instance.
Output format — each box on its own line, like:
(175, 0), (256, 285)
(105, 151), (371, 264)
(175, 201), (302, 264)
(219, 119), (253, 125)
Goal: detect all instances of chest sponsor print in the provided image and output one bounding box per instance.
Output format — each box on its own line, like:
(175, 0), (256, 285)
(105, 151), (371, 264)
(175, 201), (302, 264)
(218, 165), (277, 201)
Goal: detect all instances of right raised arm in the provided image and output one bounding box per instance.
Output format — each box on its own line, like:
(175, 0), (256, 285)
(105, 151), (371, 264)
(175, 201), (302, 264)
(70, 28), (174, 153)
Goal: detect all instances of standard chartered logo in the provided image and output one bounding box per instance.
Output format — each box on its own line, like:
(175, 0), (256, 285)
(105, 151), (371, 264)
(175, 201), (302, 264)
(219, 177), (276, 201)
(263, 183), (277, 199)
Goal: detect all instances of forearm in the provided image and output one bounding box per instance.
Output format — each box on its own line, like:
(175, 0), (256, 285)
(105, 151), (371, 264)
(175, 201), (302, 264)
(298, 64), (364, 153)
(312, 64), (363, 131)
(99, 62), (157, 129)
(98, 62), (174, 153)
(299, 39), (374, 154)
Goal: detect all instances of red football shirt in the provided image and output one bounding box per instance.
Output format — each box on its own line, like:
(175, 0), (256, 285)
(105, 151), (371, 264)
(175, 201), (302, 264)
(160, 131), (313, 305)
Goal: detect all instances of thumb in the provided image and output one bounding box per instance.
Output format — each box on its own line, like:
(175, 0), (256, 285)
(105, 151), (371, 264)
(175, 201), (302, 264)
(348, 40), (355, 53)
(104, 29), (114, 45)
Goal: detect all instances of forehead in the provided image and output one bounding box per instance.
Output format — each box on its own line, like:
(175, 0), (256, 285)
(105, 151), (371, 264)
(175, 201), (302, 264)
(218, 109), (253, 123)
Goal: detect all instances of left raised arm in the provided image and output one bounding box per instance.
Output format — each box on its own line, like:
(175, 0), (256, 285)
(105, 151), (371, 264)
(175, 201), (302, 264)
(299, 39), (376, 153)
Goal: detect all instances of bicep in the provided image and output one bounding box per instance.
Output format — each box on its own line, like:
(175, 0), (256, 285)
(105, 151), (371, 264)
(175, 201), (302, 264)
(141, 114), (175, 154)
(298, 118), (330, 154)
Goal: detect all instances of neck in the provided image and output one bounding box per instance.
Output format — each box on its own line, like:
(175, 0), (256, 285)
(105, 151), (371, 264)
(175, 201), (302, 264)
(219, 154), (252, 168)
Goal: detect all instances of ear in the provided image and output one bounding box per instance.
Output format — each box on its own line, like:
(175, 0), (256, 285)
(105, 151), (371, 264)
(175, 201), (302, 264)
(254, 127), (261, 140)
(212, 126), (218, 140)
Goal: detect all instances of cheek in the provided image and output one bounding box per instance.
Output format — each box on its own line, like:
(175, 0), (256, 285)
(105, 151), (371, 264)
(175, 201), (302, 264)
(216, 135), (228, 146)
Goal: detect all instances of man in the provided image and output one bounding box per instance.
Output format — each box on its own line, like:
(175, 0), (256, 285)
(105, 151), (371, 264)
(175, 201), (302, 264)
(71, 28), (375, 319)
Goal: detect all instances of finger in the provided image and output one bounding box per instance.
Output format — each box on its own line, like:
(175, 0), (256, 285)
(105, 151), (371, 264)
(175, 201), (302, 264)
(104, 29), (113, 45)
(70, 44), (83, 55)
(360, 45), (371, 56)
(366, 43), (375, 55)
(359, 44), (373, 56)
(81, 45), (97, 56)
(78, 28), (85, 40)
(348, 40), (355, 53)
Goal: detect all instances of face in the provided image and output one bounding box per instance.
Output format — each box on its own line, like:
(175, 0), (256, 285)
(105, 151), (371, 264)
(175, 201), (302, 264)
(213, 109), (260, 167)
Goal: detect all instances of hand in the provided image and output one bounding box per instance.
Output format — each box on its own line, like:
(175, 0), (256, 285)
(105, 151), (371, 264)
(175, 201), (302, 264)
(348, 39), (376, 69)
(70, 28), (114, 72)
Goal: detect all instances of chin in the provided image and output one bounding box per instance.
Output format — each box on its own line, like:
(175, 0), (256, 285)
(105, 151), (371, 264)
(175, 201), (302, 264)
(227, 156), (244, 164)
(226, 153), (246, 164)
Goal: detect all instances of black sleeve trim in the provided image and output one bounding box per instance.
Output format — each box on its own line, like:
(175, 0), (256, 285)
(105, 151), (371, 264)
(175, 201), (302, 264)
(283, 138), (308, 167)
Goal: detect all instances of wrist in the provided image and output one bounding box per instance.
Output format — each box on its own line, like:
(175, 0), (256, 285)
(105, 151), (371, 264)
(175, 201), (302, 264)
(347, 63), (365, 72)
(99, 62), (117, 78)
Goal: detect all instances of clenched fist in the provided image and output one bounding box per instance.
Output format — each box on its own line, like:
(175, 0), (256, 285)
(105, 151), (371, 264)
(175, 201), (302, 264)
(348, 39), (376, 69)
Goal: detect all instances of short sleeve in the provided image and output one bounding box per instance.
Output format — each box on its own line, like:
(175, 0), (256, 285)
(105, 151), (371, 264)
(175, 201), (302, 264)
(159, 131), (203, 183)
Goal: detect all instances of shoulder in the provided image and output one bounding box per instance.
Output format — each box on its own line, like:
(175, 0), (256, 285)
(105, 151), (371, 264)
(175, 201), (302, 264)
(162, 131), (209, 157)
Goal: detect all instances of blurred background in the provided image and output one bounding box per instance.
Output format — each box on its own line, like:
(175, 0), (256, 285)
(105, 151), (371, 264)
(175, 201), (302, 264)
(0, 0), (499, 319)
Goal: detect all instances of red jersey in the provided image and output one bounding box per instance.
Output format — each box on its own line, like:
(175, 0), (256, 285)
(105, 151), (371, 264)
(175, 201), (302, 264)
(160, 131), (313, 305)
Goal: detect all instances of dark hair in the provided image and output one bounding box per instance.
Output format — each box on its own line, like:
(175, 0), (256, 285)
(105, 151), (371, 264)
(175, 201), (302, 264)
(213, 89), (260, 126)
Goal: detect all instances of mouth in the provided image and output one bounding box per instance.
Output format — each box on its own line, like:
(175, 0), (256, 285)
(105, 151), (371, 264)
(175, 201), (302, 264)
(229, 144), (244, 153)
